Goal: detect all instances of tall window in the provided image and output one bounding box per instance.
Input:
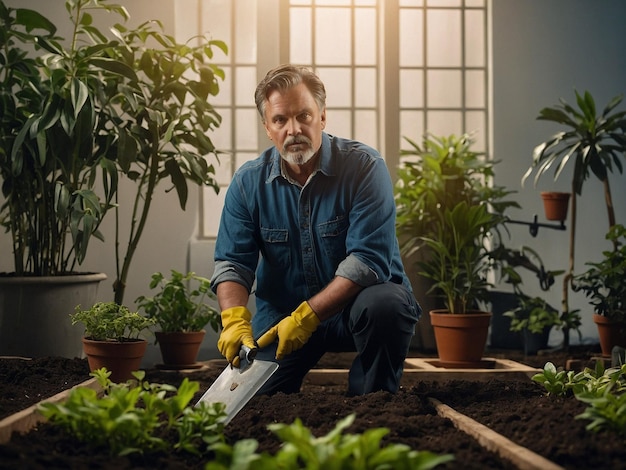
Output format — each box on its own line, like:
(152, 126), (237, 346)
(190, 0), (489, 238)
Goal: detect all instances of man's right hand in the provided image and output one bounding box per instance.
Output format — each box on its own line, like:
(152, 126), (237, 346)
(217, 306), (256, 366)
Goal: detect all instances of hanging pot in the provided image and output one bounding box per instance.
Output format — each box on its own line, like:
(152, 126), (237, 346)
(540, 191), (570, 221)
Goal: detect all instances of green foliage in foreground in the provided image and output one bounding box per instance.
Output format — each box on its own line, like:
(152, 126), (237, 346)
(38, 369), (226, 456)
(37, 369), (455, 468)
(532, 361), (626, 435)
(206, 414), (454, 470)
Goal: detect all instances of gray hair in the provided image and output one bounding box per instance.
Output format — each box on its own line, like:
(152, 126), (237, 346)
(254, 64), (326, 121)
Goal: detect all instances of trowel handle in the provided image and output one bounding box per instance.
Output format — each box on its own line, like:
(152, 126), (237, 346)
(240, 344), (258, 363)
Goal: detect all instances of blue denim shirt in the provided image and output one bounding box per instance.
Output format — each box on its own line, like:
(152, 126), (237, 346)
(211, 133), (413, 335)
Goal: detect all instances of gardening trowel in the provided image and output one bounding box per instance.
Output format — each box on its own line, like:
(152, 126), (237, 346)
(195, 345), (278, 425)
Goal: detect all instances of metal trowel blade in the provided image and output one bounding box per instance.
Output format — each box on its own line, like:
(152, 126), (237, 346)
(195, 359), (278, 425)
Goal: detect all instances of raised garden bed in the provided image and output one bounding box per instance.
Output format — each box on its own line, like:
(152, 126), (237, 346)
(1, 346), (624, 469)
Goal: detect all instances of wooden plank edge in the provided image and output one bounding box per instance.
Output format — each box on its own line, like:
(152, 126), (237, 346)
(429, 397), (564, 470)
(0, 377), (102, 444)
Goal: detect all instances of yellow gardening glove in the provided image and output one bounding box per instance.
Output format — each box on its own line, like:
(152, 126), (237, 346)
(257, 301), (320, 360)
(217, 306), (256, 366)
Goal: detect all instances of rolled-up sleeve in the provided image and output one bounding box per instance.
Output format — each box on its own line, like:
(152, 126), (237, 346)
(335, 253), (379, 286)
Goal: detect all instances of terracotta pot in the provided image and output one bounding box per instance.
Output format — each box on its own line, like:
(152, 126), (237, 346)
(540, 191), (570, 221)
(155, 330), (205, 368)
(82, 338), (147, 383)
(429, 309), (492, 368)
(593, 313), (626, 358)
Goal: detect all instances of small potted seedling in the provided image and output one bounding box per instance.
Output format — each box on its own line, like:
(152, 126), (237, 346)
(71, 302), (155, 382)
(136, 270), (220, 369)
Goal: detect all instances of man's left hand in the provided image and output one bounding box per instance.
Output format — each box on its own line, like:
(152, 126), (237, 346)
(257, 301), (320, 360)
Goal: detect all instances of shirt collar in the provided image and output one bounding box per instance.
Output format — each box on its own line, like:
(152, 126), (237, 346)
(267, 132), (335, 184)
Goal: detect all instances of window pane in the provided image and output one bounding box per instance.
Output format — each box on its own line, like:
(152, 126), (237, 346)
(201, 0), (231, 61)
(235, 109), (258, 149)
(465, 9), (485, 67)
(202, 188), (225, 236)
(326, 110), (352, 139)
(317, 67), (352, 108)
(290, 8), (312, 64)
(426, 9), (461, 67)
(316, 8), (351, 64)
(465, 111), (486, 150)
(400, 0), (424, 6)
(234, 0), (257, 63)
(317, 0), (350, 4)
(466, 0), (485, 7)
(235, 66), (257, 106)
(355, 68), (377, 107)
(427, 0), (461, 6)
(399, 9), (423, 67)
(212, 108), (232, 150)
(400, 69), (424, 107)
(427, 70), (462, 108)
(400, 110), (425, 144)
(235, 152), (259, 169)
(354, 110), (378, 150)
(426, 110), (462, 137)
(465, 70), (485, 108)
(354, 8), (377, 65)
(213, 152), (232, 185)
(212, 66), (231, 106)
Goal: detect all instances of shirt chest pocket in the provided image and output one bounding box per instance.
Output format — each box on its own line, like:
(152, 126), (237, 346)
(260, 227), (290, 268)
(318, 216), (349, 265)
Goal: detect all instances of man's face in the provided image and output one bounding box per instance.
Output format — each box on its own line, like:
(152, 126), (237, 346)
(263, 83), (326, 166)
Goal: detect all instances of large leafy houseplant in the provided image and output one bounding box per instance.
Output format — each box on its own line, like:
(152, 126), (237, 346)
(522, 90), (626, 348)
(0, 0), (120, 276)
(0, 0), (226, 305)
(395, 133), (519, 314)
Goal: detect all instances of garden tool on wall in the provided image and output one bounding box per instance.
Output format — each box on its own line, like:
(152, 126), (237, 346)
(195, 345), (278, 425)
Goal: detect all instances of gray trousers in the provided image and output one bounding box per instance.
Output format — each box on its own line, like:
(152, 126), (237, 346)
(255, 282), (420, 395)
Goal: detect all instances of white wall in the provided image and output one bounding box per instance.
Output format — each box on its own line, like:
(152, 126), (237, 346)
(492, 0), (626, 346)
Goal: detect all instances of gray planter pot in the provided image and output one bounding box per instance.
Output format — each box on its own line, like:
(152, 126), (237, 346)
(0, 273), (107, 358)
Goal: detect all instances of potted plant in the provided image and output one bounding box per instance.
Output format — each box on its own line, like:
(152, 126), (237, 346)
(395, 133), (519, 365)
(0, 0), (226, 357)
(573, 224), (626, 357)
(503, 295), (561, 355)
(522, 90), (626, 349)
(136, 270), (220, 368)
(70, 302), (156, 382)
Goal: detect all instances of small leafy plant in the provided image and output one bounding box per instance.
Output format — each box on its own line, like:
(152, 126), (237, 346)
(573, 223), (626, 323)
(70, 302), (155, 341)
(504, 295), (561, 334)
(38, 369), (226, 456)
(207, 413), (454, 470)
(533, 361), (626, 435)
(136, 270), (220, 333)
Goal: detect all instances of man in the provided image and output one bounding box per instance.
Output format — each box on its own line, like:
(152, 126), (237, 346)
(211, 64), (420, 395)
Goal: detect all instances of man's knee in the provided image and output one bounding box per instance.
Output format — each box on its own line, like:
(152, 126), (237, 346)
(349, 283), (419, 333)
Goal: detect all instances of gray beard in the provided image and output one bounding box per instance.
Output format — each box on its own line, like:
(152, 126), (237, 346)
(281, 147), (316, 165)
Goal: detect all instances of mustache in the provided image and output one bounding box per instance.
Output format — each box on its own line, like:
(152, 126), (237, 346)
(283, 136), (312, 147)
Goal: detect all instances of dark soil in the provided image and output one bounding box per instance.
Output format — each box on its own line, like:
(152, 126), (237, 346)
(1, 346), (625, 469)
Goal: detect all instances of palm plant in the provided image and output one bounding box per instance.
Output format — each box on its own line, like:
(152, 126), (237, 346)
(522, 90), (626, 348)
